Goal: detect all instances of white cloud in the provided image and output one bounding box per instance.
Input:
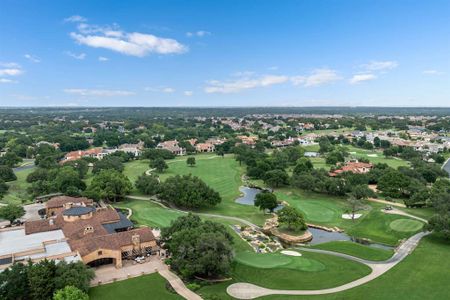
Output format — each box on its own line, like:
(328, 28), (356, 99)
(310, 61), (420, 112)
(69, 21), (187, 57)
(144, 86), (175, 93)
(0, 68), (23, 76)
(0, 78), (16, 84)
(184, 91), (193, 96)
(423, 70), (444, 75)
(349, 73), (377, 84)
(302, 69), (341, 87)
(186, 30), (211, 37)
(64, 88), (135, 97)
(362, 60), (398, 71)
(64, 15), (87, 23)
(98, 56), (109, 61)
(205, 74), (289, 94)
(24, 54), (41, 63)
(66, 51), (86, 60)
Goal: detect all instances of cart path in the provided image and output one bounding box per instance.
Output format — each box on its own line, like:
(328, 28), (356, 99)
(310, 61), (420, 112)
(226, 231), (430, 299)
(159, 269), (203, 300)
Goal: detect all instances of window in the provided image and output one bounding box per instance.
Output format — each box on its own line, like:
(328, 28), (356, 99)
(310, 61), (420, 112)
(98, 250), (103, 255)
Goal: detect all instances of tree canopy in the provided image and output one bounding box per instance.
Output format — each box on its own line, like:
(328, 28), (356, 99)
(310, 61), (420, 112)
(161, 214), (234, 279)
(254, 191), (278, 213)
(158, 174), (221, 208)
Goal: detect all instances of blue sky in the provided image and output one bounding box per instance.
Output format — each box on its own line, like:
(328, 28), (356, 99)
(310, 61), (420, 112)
(0, 0), (449, 107)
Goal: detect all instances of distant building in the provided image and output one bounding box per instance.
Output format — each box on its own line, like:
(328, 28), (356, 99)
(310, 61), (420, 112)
(329, 162), (373, 177)
(61, 148), (103, 163)
(156, 140), (186, 155)
(195, 142), (215, 153)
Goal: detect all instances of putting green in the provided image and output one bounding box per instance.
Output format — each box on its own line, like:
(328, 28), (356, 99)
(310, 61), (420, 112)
(389, 219), (423, 232)
(235, 252), (325, 272)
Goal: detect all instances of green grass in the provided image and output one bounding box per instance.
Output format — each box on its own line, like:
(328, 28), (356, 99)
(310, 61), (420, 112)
(89, 273), (182, 300)
(116, 199), (253, 253)
(156, 154), (268, 226)
(235, 252), (326, 272)
(120, 199), (184, 228)
(345, 145), (409, 169)
(310, 241), (394, 261)
(258, 235), (450, 300)
(389, 219), (424, 232)
(123, 159), (151, 195)
(1, 167), (33, 205)
(275, 188), (423, 245)
(197, 249), (371, 299)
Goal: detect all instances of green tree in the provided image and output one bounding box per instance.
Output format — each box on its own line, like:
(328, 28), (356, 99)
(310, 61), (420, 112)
(0, 165), (17, 182)
(150, 157), (168, 173)
(84, 170), (132, 202)
(264, 169), (289, 188)
(0, 204), (25, 223)
(254, 191), (278, 213)
(28, 259), (58, 300)
(53, 167), (86, 195)
(0, 152), (22, 168)
(293, 158), (313, 175)
(0, 180), (9, 199)
(277, 206), (307, 231)
(135, 174), (160, 196)
(53, 286), (89, 300)
(159, 175), (221, 208)
(161, 214), (234, 279)
(347, 196), (365, 221)
(186, 156), (196, 167)
(350, 184), (374, 200)
(378, 169), (411, 198)
(427, 213), (450, 240)
(0, 262), (29, 300)
(92, 156), (124, 174)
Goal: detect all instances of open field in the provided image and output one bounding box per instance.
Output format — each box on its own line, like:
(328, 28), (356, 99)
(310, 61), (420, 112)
(2, 167), (33, 205)
(345, 145), (409, 168)
(153, 154), (268, 226)
(275, 188), (424, 245)
(258, 235), (450, 300)
(197, 249), (371, 298)
(89, 273), (182, 300)
(310, 241), (394, 261)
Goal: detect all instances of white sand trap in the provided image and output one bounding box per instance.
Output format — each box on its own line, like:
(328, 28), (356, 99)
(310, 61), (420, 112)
(367, 154), (378, 157)
(342, 213), (362, 219)
(281, 250), (302, 257)
(350, 152), (357, 154)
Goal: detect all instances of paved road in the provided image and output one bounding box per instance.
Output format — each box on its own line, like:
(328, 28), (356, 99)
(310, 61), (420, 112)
(227, 231), (430, 299)
(159, 269), (203, 300)
(381, 208), (428, 223)
(368, 197), (406, 208)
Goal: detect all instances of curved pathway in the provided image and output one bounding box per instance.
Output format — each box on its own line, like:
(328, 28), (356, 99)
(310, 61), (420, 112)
(126, 195), (260, 229)
(381, 208), (428, 223)
(227, 231), (430, 299)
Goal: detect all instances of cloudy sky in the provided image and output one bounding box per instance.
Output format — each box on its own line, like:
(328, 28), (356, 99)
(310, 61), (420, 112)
(0, 0), (449, 107)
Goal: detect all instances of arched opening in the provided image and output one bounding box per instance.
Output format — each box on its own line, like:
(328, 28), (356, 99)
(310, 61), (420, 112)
(87, 257), (114, 268)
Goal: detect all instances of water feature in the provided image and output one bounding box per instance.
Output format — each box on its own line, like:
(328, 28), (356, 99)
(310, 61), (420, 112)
(306, 227), (394, 250)
(235, 186), (284, 212)
(443, 159), (450, 178)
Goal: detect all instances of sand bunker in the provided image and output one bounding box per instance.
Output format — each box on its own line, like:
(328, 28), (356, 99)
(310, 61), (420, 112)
(342, 213), (362, 219)
(281, 250), (302, 257)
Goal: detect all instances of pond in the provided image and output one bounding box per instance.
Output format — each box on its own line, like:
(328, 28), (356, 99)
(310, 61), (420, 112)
(306, 227), (394, 250)
(235, 186), (284, 212)
(443, 159), (450, 178)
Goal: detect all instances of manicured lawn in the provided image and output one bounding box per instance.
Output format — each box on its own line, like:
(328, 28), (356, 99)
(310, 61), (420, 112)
(389, 219), (424, 232)
(156, 154), (268, 226)
(89, 273), (182, 300)
(310, 241), (394, 261)
(2, 167), (33, 205)
(197, 250), (371, 299)
(123, 159), (151, 194)
(275, 188), (423, 245)
(345, 145), (409, 169)
(120, 199), (184, 228)
(116, 199), (253, 253)
(259, 235), (450, 300)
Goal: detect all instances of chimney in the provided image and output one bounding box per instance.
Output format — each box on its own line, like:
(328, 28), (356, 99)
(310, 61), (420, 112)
(49, 219), (54, 226)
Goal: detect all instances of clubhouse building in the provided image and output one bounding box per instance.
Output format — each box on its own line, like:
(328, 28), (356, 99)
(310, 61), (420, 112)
(0, 196), (157, 270)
